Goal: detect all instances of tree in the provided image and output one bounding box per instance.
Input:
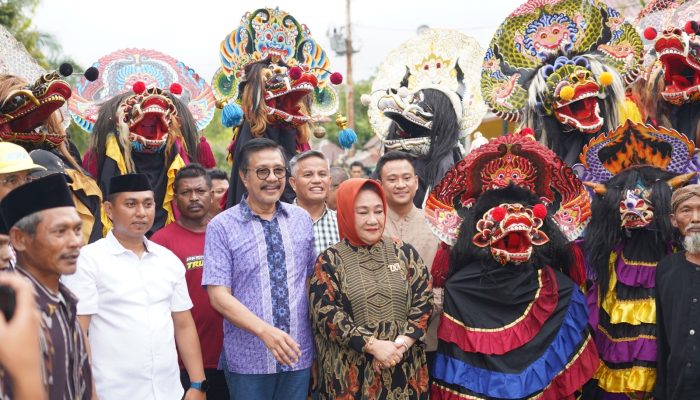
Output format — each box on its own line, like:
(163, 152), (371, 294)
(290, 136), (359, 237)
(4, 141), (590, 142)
(319, 77), (374, 147)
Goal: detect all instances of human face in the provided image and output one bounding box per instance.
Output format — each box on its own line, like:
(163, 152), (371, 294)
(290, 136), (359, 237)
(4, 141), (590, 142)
(672, 196), (700, 237)
(175, 176), (212, 222)
(290, 156), (330, 204)
(0, 234), (12, 270)
(350, 165), (364, 178)
(105, 191), (156, 240)
(11, 207), (83, 278)
(239, 148), (286, 209)
(380, 159), (418, 209)
(354, 189), (385, 245)
(210, 178), (229, 213)
(0, 170), (32, 200)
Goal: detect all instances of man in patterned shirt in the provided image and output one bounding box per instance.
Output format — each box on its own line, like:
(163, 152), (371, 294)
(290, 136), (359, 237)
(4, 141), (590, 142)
(289, 150), (339, 257)
(0, 174), (92, 399)
(204, 138), (316, 400)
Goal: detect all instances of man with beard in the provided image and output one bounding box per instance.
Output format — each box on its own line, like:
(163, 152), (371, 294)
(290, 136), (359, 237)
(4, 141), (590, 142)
(289, 151), (339, 256)
(656, 184), (700, 399)
(204, 138), (316, 400)
(151, 164), (228, 398)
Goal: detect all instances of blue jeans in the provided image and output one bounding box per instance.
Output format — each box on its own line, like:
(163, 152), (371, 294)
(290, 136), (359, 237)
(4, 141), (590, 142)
(222, 353), (310, 400)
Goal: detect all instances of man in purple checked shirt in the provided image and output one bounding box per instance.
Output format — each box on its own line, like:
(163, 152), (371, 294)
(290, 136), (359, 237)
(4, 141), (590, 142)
(203, 138), (316, 400)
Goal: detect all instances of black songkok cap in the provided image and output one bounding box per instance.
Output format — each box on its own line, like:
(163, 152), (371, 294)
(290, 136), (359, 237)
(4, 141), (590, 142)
(0, 174), (74, 229)
(108, 174), (152, 195)
(0, 212), (8, 235)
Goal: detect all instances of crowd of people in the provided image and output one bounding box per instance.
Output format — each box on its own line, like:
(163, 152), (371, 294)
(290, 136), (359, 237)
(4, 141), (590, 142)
(0, 136), (448, 399)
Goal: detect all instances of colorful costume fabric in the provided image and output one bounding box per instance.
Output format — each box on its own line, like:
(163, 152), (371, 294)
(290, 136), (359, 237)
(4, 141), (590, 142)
(365, 28), (488, 206)
(0, 24), (104, 242)
(482, 0), (644, 165)
(634, 0), (700, 143)
(213, 7), (341, 206)
(425, 131), (597, 399)
(69, 49), (216, 233)
(573, 120), (699, 398)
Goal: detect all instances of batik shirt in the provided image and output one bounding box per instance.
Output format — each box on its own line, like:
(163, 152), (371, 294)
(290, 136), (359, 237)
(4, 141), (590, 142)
(0, 267), (92, 400)
(203, 197), (316, 374)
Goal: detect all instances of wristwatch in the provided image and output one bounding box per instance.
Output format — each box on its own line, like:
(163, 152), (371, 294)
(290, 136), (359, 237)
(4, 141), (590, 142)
(190, 380), (209, 392)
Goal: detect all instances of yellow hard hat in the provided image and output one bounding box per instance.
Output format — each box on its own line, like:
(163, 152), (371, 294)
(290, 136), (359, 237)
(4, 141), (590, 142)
(0, 142), (46, 175)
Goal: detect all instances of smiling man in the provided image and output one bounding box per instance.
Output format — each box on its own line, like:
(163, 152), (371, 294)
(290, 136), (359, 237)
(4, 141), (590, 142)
(204, 138), (316, 400)
(377, 151), (441, 372)
(62, 173), (206, 400)
(289, 150), (339, 256)
(0, 174), (92, 399)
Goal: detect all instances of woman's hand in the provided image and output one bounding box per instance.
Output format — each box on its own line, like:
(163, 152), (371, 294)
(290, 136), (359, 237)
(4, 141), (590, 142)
(368, 339), (403, 368)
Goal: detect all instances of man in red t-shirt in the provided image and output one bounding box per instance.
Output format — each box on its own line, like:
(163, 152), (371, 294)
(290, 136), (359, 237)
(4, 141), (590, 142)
(151, 163), (229, 399)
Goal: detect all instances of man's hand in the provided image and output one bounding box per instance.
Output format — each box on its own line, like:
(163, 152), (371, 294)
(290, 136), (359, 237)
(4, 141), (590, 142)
(183, 388), (206, 400)
(0, 272), (45, 400)
(260, 325), (301, 366)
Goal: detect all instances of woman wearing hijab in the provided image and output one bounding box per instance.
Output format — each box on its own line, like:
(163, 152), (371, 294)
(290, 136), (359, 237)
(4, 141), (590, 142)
(309, 178), (432, 399)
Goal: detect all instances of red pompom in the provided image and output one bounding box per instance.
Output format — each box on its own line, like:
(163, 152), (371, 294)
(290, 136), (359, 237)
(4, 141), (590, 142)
(169, 82), (183, 95)
(519, 127), (535, 137)
(132, 81), (146, 94)
(685, 21), (698, 35)
(330, 72), (343, 85)
(491, 206), (507, 222)
(288, 66), (303, 80)
(644, 27), (657, 40)
(533, 203), (548, 219)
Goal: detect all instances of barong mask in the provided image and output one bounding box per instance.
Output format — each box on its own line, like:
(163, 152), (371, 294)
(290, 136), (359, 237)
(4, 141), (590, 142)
(638, 1), (700, 105)
(0, 71), (72, 147)
(213, 7), (342, 130)
(619, 185), (655, 228)
(365, 28), (487, 156)
(472, 202), (550, 265)
(425, 130), (591, 245)
(117, 82), (178, 153)
(542, 56), (606, 133)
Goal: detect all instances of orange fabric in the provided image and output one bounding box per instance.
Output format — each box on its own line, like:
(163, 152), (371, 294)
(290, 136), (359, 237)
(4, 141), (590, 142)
(335, 178), (387, 247)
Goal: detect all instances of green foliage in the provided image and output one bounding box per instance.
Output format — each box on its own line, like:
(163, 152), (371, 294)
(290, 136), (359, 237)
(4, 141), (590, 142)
(201, 108), (234, 167)
(320, 78), (373, 147)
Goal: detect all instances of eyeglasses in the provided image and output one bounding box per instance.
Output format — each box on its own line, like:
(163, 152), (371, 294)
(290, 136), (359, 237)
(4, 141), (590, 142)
(245, 167), (286, 180)
(0, 174), (32, 187)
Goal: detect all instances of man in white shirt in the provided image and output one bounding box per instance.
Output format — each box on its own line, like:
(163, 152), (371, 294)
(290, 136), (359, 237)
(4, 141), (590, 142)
(63, 173), (206, 400)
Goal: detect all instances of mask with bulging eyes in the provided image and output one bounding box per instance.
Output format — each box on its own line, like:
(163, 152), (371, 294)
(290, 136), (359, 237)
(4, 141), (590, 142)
(619, 188), (654, 229)
(472, 202), (550, 265)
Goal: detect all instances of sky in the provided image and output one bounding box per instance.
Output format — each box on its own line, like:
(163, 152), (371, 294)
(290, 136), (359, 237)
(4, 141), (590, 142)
(32, 0), (528, 83)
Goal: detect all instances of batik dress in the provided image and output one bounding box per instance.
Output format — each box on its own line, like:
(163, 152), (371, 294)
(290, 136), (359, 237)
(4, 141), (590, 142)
(309, 238), (433, 400)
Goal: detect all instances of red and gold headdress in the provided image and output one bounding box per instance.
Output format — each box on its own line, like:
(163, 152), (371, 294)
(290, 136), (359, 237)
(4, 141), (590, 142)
(425, 130), (591, 245)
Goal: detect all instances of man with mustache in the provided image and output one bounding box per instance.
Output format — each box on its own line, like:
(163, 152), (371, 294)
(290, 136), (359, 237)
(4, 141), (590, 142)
(289, 150), (339, 256)
(62, 173), (206, 400)
(656, 183), (700, 399)
(204, 138), (316, 400)
(0, 174), (93, 399)
(151, 163), (228, 398)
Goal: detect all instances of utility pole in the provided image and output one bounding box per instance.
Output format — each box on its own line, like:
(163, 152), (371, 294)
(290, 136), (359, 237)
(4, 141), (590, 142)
(345, 0), (354, 129)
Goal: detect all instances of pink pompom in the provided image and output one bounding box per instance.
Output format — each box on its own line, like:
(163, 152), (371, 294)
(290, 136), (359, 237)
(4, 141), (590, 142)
(532, 204), (547, 219)
(288, 66), (303, 80)
(330, 72), (343, 85)
(491, 206), (507, 222)
(132, 81), (146, 94)
(169, 82), (183, 95)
